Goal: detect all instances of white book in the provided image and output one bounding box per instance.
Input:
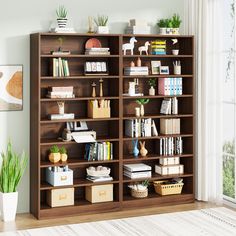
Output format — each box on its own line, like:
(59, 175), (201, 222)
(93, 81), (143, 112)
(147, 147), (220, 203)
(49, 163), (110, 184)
(152, 120), (158, 136)
(160, 138), (163, 155)
(123, 163), (152, 172)
(123, 171), (152, 179)
(125, 120), (134, 137)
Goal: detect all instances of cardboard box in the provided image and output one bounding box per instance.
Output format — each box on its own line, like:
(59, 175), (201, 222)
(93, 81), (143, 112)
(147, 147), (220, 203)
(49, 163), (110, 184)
(46, 168), (73, 186)
(155, 164), (184, 175)
(47, 188), (74, 207)
(87, 102), (110, 118)
(85, 184), (113, 203)
(159, 157), (180, 166)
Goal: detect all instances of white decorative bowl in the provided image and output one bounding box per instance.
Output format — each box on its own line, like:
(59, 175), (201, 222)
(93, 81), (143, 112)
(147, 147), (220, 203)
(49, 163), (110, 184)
(86, 167), (111, 177)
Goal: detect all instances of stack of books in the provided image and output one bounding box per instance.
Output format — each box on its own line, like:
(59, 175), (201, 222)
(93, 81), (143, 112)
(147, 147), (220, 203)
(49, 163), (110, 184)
(47, 86), (74, 99)
(158, 77), (183, 95)
(125, 19), (151, 34)
(124, 67), (149, 76)
(125, 118), (158, 138)
(84, 142), (113, 161)
(124, 163), (152, 179)
(52, 58), (70, 77)
(160, 118), (180, 135)
(85, 47), (110, 55)
(160, 97), (178, 115)
(160, 137), (183, 156)
(151, 40), (166, 55)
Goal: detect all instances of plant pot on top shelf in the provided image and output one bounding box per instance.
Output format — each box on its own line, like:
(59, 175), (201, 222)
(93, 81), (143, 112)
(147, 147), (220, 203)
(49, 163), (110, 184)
(171, 14), (182, 35)
(49, 145), (61, 163)
(157, 19), (167, 35)
(56, 6), (68, 28)
(94, 15), (109, 34)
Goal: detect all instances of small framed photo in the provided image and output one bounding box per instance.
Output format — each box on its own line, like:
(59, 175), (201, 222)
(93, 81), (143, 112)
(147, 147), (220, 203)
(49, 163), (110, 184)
(160, 66), (169, 75)
(151, 61), (161, 75)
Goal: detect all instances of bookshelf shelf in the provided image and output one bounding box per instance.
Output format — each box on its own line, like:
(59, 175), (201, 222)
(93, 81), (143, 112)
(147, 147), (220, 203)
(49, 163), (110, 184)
(31, 33), (195, 219)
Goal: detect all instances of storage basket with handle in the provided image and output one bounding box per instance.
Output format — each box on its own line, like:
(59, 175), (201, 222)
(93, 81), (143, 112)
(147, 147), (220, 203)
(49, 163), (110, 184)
(153, 180), (184, 196)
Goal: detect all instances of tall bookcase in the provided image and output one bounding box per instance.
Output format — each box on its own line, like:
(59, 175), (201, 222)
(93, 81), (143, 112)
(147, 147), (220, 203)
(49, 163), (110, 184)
(30, 33), (195, 219)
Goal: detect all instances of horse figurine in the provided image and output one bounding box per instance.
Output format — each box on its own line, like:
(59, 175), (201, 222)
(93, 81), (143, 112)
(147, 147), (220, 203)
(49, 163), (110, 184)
(122, 37), (137, 55)
(138, 41), (150, 55)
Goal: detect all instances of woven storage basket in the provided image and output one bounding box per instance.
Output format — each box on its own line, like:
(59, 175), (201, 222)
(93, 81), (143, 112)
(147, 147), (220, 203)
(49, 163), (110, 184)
(131, 188), (148, 198)
(153, 180), (184, 196)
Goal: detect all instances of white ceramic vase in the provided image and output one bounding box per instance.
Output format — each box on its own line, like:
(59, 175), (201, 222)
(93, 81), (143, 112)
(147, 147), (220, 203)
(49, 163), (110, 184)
(149, 86), (155, 96)
(57, 19), (68, 28)
(97, 26), (109, 34)
(140, 104), (145, 116)
(166, 28), (172, 35)
(0, 192), (18, 222)
(159, 28), (166, 35)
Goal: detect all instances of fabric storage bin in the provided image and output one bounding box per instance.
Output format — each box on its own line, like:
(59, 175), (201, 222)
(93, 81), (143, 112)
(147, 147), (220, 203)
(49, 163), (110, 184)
(46, 168), (73, 186)
(153, 180), (184, 195)
(47, 188), (74, 207)
(85, 184), (113, 203)
(155, 164), (184, 175)
(159, 157), (180, 166)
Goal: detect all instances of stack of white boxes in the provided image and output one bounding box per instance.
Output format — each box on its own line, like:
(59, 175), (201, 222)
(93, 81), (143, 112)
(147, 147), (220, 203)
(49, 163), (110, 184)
(125, 19), (151, 34)
(155, 157), (184, 175)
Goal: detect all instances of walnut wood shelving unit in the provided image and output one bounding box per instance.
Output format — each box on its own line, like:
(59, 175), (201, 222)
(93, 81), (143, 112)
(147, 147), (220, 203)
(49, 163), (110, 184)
(30, 33), (195, 219)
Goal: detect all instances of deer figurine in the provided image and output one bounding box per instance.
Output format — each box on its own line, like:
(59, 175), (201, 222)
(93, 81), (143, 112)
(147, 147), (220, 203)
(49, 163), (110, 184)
(139, 141), (148, 157)
(122, 37), (137, 55)
(138, 41), (150, 55)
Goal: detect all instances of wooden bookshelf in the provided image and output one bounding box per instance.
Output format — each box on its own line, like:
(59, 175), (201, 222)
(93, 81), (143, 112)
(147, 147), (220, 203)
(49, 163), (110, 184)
(30, 33), (195, 219)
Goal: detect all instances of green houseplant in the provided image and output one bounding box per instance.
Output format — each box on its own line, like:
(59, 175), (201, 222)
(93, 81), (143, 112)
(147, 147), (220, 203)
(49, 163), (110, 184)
(136, 98), (150, 116)
(49, 145), (61, 163)
(157, 19), (167, 35)
(60, 146), (68, 162)
(165, 18), (173, 34)
(148, 78), (157, 96)
(171, 14), (182, 35)
(56, 5), (68, 28)
(0, 142), (28, 221)
(94, 15), (109, 34)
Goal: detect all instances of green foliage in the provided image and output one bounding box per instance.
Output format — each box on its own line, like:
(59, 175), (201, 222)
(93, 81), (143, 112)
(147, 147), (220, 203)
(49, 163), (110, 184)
(142, 180), (149, 187)
(50, 145), (60, 153)
(94, 15), (109, 26)
(0, 142), (28, 193)
(172, 14), (182, 28)
(60, 147), (67, 154)
(165, 19), (173, 28)
(56, 5), (67, 19)
(223, 140), (235, 154)
(157, 19), (166, 28)
(148, 78), (157, 87)
(136, 98), (150, 105)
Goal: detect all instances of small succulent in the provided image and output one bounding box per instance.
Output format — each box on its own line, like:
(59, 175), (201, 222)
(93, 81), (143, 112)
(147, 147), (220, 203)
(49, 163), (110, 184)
(136, 98), (150, 105)
(50, 145), (60, 153)
(142, 180), (150, 187)
(157, 19), (167, 28)
(172, 14), (182, 28)
(56, 5), (68, 19)
(59, 147), (67, 154)
(148, 78), (157, 87)
(94, 15), (109, 26)
(165, 19), (173, 28)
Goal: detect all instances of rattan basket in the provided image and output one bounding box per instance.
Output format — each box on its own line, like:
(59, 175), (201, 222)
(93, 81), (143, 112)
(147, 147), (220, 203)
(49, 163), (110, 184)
(153, 180), (184, 196)
(131, 188), (148, 198)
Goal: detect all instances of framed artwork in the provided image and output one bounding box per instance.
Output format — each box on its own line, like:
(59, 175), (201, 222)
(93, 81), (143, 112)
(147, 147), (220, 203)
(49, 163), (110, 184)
(0, 65), (23, 111)
(151, 61), (161, 75)
(160, 66), (170, 75)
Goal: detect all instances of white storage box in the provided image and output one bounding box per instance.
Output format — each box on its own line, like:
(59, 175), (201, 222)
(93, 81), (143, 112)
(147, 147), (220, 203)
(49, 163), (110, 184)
(47, 188), (74, 207)
(159, 157), (180, 166)
(155, 164), (184, 175)
(46, 168), (73, 186)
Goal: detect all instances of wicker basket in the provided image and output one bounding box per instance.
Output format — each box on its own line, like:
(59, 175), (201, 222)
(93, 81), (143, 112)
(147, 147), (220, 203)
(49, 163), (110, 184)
(131, 188), (148, 198)
(153, 180), (184, 196)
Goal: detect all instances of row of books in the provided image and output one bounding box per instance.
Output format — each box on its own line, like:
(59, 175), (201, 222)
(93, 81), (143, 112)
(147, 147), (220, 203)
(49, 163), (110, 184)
(52, 58), (70, 77)
(47, 86), (75, 99)
(160, 97), (178, 115)
(84, 142), (113, 161)
(160, 118), (180, 135)
(160, 137), (183, 156)
(158, 77), (183, 95)
(125, 118), (158, 138)
(85, 47), (110, 55)
(124, 67), (149, 76)
(151, 40), (166, 55)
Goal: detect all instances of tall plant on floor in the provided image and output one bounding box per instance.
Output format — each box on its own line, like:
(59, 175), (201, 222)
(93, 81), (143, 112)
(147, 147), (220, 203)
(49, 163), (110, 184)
(0, 142), (28, 222)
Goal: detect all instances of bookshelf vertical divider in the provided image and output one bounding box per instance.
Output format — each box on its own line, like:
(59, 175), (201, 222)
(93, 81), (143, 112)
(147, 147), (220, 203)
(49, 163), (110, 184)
(30, 33), (195, 219)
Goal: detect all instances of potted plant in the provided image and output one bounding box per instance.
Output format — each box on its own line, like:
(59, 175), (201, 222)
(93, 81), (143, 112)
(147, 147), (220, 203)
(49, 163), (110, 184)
(49, 145), (61, 163)
(60, 147), (68, 162)
(0, 142), (28, 222)
(128, 180), (149, 198)
(157, 19), (167, 35)
(136, 98), (149, 116)
(94, 15), (109, 34)
(56, 5), (68, 28)
(165, 19), (173, 35)
(148, 78), (156, 96)
(171, 14), (182, 35)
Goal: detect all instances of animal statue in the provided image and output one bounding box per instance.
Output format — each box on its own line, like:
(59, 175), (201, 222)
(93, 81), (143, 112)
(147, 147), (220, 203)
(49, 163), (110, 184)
(139, 141), (148, 157)
(122, 37), (137, 55)
(138, 41), (150, 55)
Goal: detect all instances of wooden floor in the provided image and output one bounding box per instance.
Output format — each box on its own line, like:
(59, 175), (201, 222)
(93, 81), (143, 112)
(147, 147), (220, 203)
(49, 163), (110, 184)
(0, 201), (220, 233)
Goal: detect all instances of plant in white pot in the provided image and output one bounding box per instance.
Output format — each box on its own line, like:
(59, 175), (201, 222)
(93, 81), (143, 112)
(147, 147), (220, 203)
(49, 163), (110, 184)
(171, 14), (182, 35)
(136, 98), (150, 116)
(94, 15), (109, 34)
(148, 78), (156, 96)
(157, 19), (167, 35)
(0, 142), (28, 222)
(165, 19), (173, 35)
(56, 5), (68, 28)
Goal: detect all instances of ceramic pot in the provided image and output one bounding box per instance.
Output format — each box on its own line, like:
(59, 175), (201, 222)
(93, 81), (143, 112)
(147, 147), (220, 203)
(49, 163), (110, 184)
(166, 28), (172, 35)
(132, 140), (139, 157)
(49, 153), (61, 163)
(61, 153), (68, 162)
(172, 28), (180, 35)
(0, 192), (18, 222)
(159, 28), (166, 35)
(172, 49), (179, 55)
(97, 26), (109, 34)
(149, 86), (155, 96)
(57, 18), (68, 28)
(140, 104), (145, 116)
(139, 141), (148, 157)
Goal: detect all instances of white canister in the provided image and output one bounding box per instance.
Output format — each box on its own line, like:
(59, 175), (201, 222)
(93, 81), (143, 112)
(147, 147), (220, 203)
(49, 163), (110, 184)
(174, 66), (181, 75)
(128, 82), (136, 96)
(135, 107), (141, 117)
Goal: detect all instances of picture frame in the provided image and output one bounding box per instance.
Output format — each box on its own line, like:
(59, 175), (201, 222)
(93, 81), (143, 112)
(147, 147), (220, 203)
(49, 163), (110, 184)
(160, 66), (170, 75)
(151, 61), (161, 75)
(0, 65), (23, 111)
